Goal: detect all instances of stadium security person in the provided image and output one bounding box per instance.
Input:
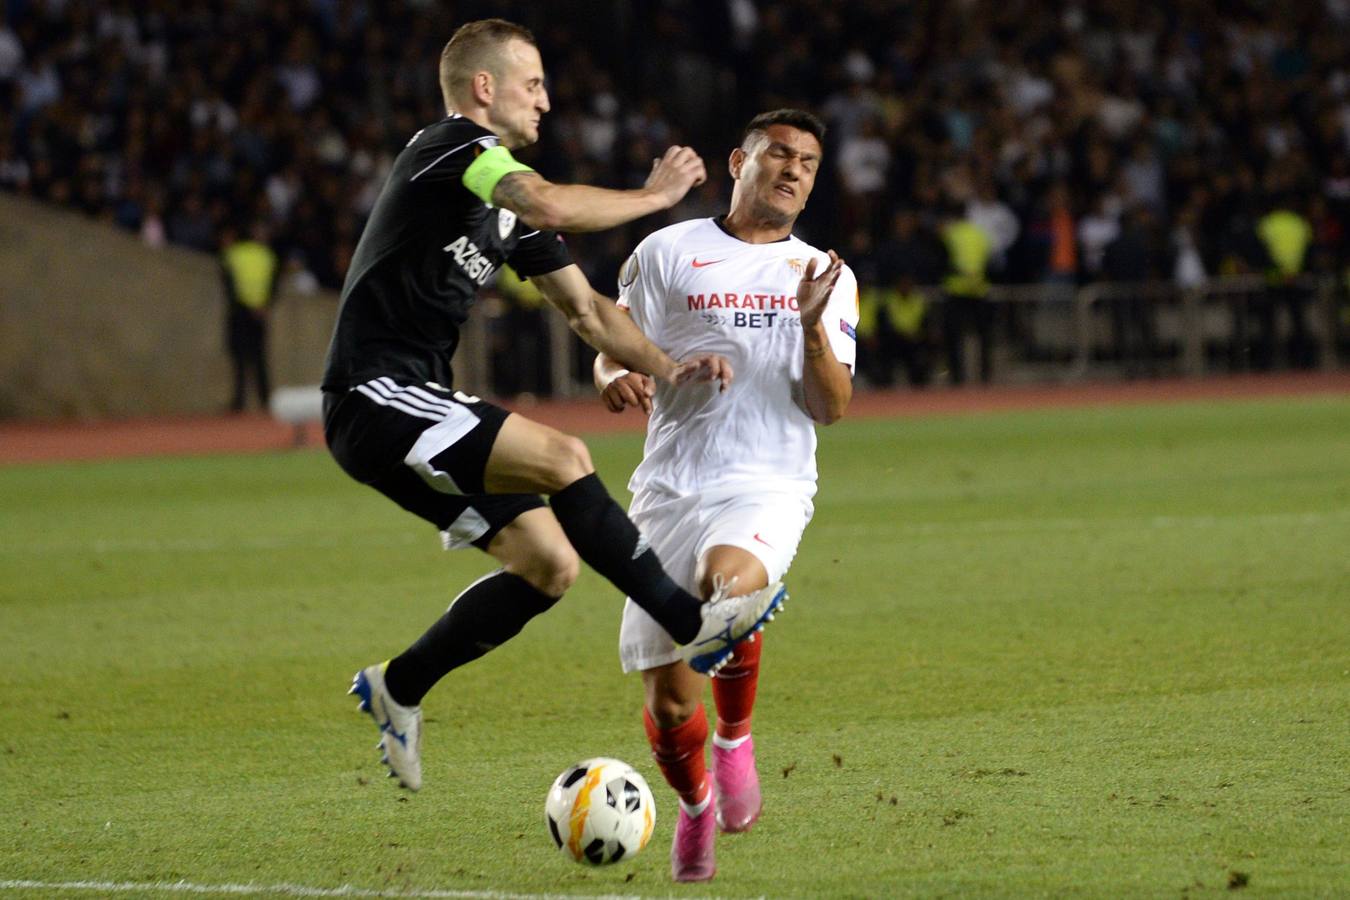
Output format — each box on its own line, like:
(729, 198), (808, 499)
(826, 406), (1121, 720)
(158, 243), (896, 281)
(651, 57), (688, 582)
(1256, 199), (1315, 369)
(220, 221), (281, 412)
(594, 109), (858, 882)
(324, 19), (785, 792)
(939, 207), (994, 384)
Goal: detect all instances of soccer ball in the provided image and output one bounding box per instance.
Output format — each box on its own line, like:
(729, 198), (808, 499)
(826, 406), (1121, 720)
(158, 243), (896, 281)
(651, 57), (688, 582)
(544, 757), (656, 865)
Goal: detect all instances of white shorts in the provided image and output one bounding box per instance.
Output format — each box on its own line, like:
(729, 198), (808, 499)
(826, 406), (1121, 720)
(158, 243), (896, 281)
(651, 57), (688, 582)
(618, 489), (813, 673)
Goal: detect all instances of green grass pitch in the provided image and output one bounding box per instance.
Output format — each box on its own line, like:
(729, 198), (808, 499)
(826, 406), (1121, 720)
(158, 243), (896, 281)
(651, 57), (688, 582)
(1, 395), (1347, 898)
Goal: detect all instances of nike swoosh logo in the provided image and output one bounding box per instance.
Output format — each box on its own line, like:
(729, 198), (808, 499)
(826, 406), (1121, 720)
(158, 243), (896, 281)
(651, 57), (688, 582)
(691, 258), (725, 268)
(753, 533), (774, 548)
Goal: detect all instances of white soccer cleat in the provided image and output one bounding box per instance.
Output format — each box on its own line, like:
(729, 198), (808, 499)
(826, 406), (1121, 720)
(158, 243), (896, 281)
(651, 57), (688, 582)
(681, 578), (786, 675)
(349, 662), (422, 792)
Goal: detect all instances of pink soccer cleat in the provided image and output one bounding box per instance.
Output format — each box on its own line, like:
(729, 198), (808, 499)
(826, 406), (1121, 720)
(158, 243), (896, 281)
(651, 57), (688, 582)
(670, 794), (717, 882)
(712, 737), (762, 833)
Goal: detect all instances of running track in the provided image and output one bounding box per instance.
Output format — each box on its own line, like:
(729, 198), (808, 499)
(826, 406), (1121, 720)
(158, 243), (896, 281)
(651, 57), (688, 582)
(1, 372), (1346, 466)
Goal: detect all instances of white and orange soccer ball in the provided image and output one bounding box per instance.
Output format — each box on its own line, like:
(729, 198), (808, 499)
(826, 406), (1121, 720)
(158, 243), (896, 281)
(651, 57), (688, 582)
(544, 757), (656, 865)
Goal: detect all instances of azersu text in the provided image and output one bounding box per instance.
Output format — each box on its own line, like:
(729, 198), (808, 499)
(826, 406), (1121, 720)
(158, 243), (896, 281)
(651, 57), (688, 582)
(442, 235), (499, 285)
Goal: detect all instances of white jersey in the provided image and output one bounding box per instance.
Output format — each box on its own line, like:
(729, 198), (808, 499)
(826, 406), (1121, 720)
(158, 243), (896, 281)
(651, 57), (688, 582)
(617, 217), (858, 501)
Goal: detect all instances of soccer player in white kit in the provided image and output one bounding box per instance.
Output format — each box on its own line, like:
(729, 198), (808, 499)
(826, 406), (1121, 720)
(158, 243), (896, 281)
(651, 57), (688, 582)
(594, 109), (858, 882)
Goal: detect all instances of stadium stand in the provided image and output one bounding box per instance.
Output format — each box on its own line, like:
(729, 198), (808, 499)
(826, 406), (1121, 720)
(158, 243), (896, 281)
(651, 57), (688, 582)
(2, 0), (1347, 408)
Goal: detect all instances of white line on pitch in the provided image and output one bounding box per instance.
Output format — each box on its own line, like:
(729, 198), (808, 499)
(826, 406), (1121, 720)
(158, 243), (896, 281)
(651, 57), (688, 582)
(829, 507), (1350, 539)
(0, 878), (733, 900)
(0, 531), (420, 555)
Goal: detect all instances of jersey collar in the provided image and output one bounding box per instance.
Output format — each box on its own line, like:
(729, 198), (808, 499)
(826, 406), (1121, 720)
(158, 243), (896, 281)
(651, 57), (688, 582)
(712, 216), (794, 244)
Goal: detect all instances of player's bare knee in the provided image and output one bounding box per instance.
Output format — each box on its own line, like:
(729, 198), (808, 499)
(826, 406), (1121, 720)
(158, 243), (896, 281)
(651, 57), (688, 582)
(545, 544), (581, 596)
(516, 542), (579, 598)
(697, 552), (769, 600)
(548, 434), (594, 491)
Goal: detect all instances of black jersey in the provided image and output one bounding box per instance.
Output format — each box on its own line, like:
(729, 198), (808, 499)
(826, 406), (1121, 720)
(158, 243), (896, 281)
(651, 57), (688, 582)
(322, 115), (573, 391)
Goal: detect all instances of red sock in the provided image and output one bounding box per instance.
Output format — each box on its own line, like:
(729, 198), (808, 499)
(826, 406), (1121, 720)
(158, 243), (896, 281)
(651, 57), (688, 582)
(711, 633), (763, 741)
(643, 704), (710, 807)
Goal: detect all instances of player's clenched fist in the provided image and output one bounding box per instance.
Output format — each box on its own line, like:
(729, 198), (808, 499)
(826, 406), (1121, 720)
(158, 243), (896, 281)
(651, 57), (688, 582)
(645, 145), (708, 208)
(601, 371), (656, 414)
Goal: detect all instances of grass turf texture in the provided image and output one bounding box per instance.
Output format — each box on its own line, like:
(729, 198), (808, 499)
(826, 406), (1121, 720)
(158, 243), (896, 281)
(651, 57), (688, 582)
(1, 395), (1347, 898)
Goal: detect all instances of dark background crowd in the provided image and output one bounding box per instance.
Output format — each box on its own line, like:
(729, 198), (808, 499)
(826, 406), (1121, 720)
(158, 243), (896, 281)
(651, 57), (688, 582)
(3, 0), (1348, 391)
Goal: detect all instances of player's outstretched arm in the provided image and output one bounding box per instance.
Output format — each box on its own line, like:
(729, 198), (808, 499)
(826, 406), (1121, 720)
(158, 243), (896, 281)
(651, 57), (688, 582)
(533, 265), (732, 391)
(797, 251), (853, 425)
(492, 146), (706, 233)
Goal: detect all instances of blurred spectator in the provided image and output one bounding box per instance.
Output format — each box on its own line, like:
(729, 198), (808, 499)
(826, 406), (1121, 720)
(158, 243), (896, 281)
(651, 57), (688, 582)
(967, 178), (1019, 279)
(1309, 195), (1344, 277)
(0, 120), (30, 193)
(821, 73), (882, 143)
(1120, 138), (1166, 214)
(0, 10), (22, 85)
(1044, 182), (1078, 285)
(868, 208), (946, 386)
(140, 185), (167, 248)
(939, 206), (994, 385)
(220, 220), (281, 413)
(876, 208), (948, 288)
(18, 47), (60, 113)
(1078, 194), (1122, 282)
(1256, 198), (1316, 369)
(1171, 200), (1209, 289)
(836, 115), (889, 235)
(1102, 206), (1169, 377)
(859, 251), (934, 391)
(166, 190), (216, 253)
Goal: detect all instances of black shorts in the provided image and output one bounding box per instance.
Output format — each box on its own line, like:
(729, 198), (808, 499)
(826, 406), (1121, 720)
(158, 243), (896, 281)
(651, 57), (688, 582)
(323, 377), (546, 550)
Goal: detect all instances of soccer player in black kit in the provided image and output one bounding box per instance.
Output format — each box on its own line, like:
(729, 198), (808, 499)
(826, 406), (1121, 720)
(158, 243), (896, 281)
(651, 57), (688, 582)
(323, 19), (785, 792)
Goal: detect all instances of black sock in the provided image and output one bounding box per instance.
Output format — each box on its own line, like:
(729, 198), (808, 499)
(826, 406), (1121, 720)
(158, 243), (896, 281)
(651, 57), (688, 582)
(549, 473), (702, 643)
(383, 570), (559, 706)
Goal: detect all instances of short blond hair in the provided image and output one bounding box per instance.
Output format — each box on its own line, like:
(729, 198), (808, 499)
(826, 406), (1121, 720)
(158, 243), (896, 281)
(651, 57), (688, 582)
(439, 19), (537, 111)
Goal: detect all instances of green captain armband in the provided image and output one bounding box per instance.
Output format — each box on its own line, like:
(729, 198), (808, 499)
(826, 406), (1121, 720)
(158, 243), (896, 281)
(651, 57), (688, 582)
(462, 145), (535, 203)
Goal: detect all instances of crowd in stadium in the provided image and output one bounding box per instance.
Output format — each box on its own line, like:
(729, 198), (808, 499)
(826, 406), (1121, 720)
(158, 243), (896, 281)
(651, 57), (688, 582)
(3, 0), (1348, 382)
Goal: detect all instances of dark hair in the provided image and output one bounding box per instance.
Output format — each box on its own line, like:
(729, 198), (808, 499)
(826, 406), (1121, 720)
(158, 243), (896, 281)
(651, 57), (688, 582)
(439, 19), (537, 109)
(741, 109), (827, 148)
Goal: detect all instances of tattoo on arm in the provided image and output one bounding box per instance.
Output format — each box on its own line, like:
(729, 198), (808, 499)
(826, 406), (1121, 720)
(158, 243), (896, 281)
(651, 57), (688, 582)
(492, 171), (544, 216)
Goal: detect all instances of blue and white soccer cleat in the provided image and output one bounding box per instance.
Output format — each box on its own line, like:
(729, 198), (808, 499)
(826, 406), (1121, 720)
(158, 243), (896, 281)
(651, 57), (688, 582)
(681, 579), (786, 675)
(349, 662), (422, 792)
